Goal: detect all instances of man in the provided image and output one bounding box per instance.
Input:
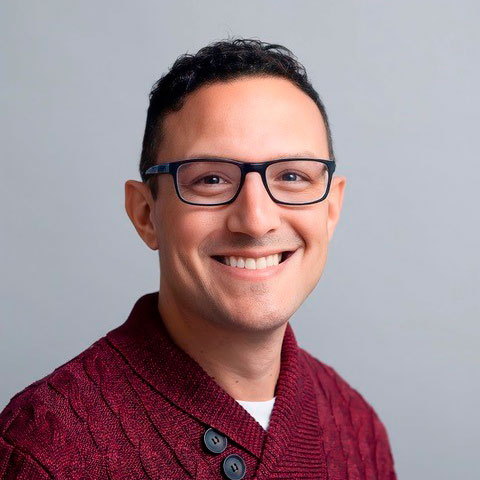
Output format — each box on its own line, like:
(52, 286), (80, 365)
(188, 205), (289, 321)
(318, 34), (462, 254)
(0, 39), (396, 479)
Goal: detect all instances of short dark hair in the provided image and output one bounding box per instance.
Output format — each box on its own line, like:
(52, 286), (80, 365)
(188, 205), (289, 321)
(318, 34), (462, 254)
(140, 38), (335, 199)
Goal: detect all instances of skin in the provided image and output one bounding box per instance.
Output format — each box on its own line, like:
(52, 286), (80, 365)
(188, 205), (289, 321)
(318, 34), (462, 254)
(125, 76), (346, 401)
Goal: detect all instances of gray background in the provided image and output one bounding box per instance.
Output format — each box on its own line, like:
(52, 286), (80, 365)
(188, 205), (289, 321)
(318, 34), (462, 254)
(1, 1), (479, 478)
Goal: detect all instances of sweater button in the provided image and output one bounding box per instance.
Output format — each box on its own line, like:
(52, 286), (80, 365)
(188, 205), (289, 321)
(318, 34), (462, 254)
(222, 454), (246, 480)
(203, 427), (228, 454)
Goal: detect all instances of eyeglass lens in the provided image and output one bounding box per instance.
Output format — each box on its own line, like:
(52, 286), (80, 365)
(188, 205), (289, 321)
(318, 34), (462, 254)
(176, 160), (329, 205)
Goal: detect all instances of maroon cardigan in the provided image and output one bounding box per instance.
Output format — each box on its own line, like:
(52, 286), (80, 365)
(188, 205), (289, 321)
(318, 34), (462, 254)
(0, 292), (396, 479)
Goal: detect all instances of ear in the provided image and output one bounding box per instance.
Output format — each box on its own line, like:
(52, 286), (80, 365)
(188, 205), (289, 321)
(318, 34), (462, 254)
(326, 175), (346, 242)
(124, 180), (159, 250)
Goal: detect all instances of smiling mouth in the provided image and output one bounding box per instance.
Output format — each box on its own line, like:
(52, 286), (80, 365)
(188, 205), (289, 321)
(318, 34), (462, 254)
(211, 251), (295, 269)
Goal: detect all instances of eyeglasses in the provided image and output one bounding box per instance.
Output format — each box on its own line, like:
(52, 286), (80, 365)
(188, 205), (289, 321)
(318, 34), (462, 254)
(143, 158), (336, 206)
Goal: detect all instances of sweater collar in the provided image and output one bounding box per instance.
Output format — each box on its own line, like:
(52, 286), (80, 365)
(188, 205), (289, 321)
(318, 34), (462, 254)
(106, 292), (305, 463)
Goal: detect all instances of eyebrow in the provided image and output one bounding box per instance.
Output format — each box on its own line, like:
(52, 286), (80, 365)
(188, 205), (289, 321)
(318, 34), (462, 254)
(185, 151), (320, 160)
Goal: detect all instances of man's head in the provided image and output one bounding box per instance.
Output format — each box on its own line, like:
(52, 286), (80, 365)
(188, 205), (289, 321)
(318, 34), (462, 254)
(139, 39), (336, 200)
(126, 38), (346, 334)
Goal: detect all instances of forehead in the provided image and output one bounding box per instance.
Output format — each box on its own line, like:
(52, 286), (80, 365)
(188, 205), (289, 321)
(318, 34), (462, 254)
(158, 76), (329, 161)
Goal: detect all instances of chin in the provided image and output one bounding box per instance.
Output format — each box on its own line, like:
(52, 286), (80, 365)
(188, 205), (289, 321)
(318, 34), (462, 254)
(221, 305), (293, 333)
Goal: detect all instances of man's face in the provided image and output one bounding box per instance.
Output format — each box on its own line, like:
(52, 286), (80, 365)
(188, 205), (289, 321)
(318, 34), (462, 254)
(136, 76), (345, 332)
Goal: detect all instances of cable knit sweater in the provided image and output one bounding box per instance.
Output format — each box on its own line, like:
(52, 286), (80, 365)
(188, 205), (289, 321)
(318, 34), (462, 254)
(0, 292), (397, 479)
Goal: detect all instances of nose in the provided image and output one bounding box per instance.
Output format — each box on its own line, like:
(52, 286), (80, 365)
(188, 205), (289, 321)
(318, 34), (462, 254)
(225, 172), (281, 238)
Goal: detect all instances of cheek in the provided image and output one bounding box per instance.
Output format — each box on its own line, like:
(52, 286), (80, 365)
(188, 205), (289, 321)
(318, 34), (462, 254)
(295, 212), (329, 295)
(158, 204), (217, 257)
(294, 209), (328, 252)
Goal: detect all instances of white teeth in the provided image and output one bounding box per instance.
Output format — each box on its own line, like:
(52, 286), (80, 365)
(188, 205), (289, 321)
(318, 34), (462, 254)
(245, 258), (256, 269)
(256, 257), (267, 269)
(222, 253), (284, 269)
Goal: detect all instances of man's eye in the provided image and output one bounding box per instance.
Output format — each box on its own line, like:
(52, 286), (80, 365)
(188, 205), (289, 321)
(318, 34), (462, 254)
(196, 175), (228, 185)
(279, 172), (307, 182)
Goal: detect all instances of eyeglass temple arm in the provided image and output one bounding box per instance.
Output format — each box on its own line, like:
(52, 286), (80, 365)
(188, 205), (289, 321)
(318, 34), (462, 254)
(144, 164), (170, 175)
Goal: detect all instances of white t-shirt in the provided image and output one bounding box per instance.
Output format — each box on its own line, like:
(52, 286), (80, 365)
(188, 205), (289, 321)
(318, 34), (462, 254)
(235, 397), (276, 431)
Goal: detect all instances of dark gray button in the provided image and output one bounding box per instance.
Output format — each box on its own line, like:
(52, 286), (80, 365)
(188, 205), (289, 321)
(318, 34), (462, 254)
(222, 454), (246, 480)
(203, 427), (228, 454)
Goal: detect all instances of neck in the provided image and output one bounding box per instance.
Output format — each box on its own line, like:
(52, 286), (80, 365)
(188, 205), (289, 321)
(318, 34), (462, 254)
(157, 289), (286, 402)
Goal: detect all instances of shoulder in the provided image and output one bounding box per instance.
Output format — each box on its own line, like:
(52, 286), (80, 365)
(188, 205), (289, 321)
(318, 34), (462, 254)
(0, 336), (120, 472)
(0, 337), (114, 432)
(299, 346), (379, 415)
(298, 347), (397, 479)
(0, 434), (52, 479)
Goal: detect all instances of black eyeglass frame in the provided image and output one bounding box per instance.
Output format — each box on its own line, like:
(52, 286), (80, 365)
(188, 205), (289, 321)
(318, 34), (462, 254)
(143, 158), (336, 206)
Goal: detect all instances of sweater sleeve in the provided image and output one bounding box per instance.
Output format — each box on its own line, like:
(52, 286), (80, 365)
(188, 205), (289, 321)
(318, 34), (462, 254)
(370, 407), (397, 480)
(0, 435), (51, 479)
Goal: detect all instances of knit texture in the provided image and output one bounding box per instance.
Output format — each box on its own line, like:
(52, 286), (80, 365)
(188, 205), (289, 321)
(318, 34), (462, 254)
(0, 292), (397, 479)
